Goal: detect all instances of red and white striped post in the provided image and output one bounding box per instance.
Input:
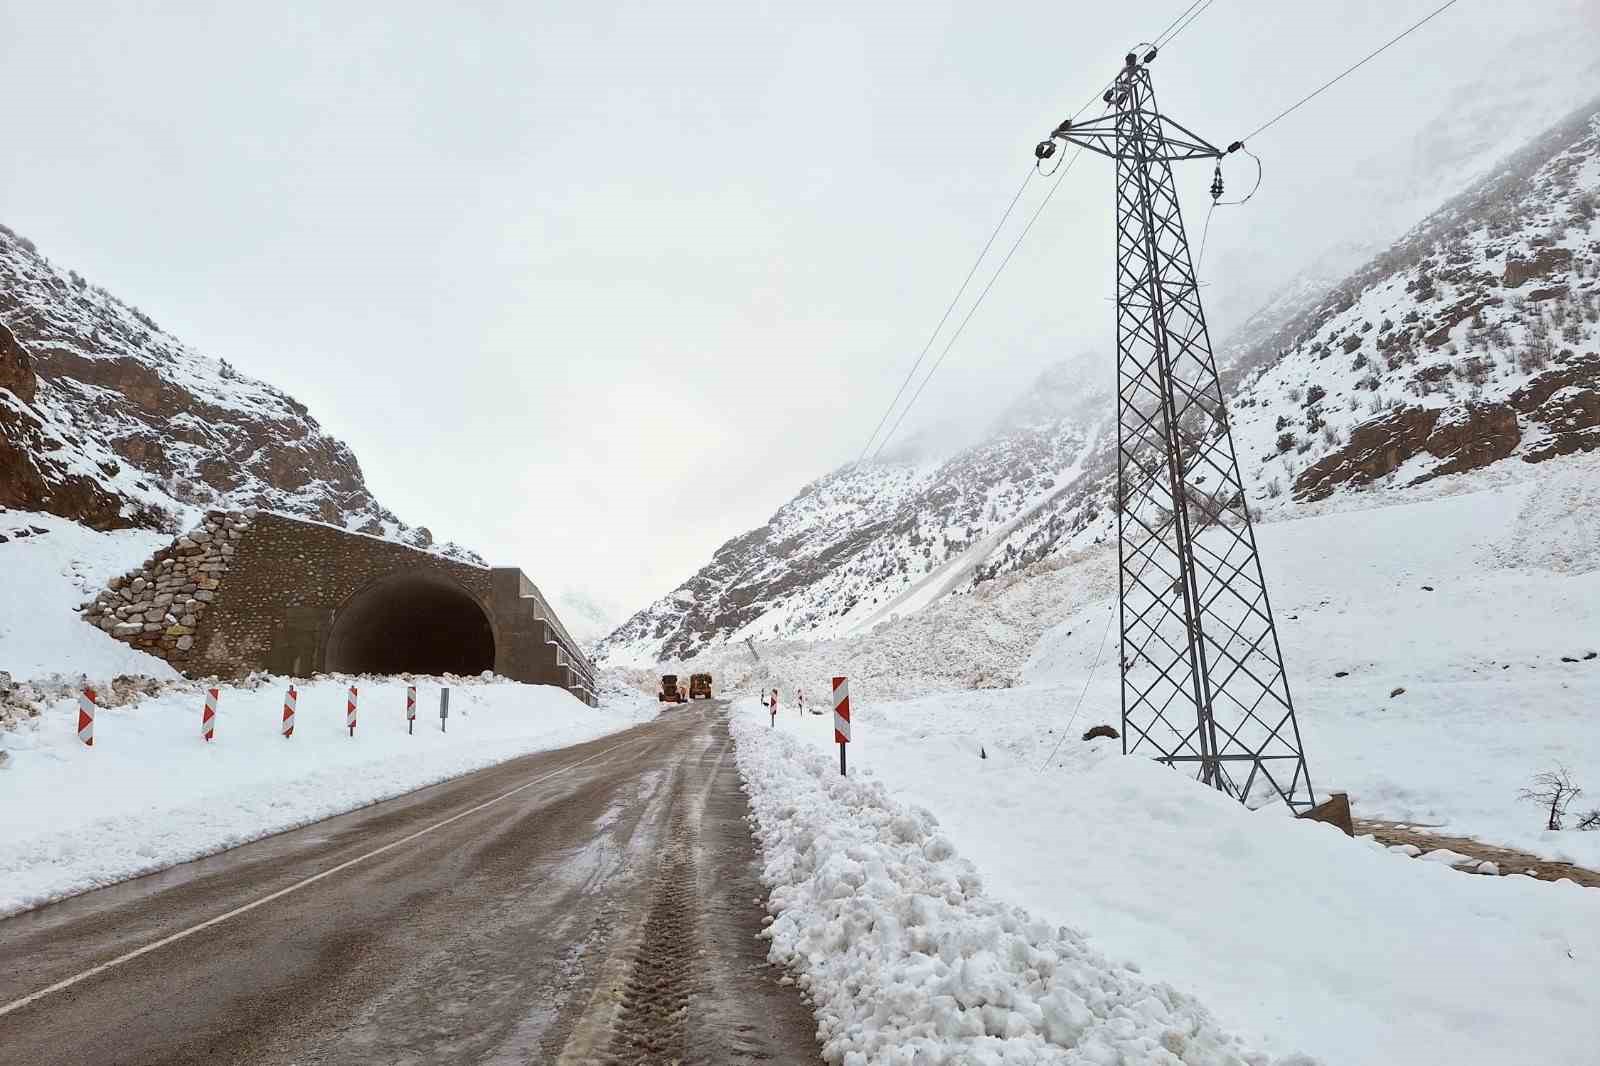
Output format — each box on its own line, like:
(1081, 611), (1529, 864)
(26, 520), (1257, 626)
(78, 687), (96, 747)
(346, 686), (358, 737)
(406, 685), (416, 735)
(832, 676), (850, 776)
(201, 687), (218, 742)
(282, 685), (297, 738)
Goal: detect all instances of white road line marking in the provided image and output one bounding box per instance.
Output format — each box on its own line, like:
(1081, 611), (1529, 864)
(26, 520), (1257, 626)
(0, 736), (652, 1019)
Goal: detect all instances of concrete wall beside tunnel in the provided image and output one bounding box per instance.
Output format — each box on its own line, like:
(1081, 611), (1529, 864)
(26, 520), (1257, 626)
(325, 572), (497, 676)
(90, 510), (601, 705)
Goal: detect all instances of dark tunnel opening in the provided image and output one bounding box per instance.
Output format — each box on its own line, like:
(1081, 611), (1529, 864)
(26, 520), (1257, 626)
(325, 572), (496, 676)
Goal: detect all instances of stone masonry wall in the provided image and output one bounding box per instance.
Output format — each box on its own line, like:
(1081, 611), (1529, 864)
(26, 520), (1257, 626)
(77, 510), (596, 703)
(79, 510), (253, 668)
(194, 511), (499, 679)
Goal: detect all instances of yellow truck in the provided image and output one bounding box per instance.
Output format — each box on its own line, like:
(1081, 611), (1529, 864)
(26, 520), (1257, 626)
(658, 675), (687, 704)
(688, 673), (713, 700)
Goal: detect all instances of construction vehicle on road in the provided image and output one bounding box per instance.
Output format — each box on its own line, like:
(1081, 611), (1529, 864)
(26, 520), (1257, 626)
(658, 674), (687, 703)
(688, 673), (713, 700)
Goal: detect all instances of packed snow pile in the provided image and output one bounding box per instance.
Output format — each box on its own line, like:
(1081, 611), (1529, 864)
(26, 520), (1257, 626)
(732, 706), (1315, 1066)
(0, 675), (656, 917)
(753, 694), (1600, 1066)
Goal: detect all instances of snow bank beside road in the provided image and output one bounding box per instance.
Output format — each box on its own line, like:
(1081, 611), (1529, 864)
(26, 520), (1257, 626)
(762, 691), (1600, 1066)
(731, 704), (1310, 1066)
(0, 510), (176, 683)
(0, 677), (657, 917)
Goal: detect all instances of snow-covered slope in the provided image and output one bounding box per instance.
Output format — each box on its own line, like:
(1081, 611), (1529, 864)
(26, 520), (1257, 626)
(0, 224), (465, 555)
(602, 98), (1599, 666)
(597, 365), (1101, 664)
(983, 97), (1600, 580)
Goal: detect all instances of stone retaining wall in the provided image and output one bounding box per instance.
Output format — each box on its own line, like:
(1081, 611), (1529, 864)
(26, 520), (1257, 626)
(79, 510), (252, 667)
(77, 510), (597, 704)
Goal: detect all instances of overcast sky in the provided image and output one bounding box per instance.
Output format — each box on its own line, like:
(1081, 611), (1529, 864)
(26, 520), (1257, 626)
(3, 0), (1595, 622)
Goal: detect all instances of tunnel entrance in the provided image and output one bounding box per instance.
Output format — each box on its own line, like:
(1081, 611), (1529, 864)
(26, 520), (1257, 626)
(325, 572), (496, 676)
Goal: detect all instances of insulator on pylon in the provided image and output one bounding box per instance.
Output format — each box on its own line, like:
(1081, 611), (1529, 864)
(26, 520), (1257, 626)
(1035, 140), (1057, 161)
(1143, 47), (1158, 63)
(1210, 163), (1224, 201)
(1103, 88), (1115, 104)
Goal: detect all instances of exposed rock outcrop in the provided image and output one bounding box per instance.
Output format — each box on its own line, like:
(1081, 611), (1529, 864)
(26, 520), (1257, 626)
(0, 322), (35, 404)
(0, 223), (471, 558)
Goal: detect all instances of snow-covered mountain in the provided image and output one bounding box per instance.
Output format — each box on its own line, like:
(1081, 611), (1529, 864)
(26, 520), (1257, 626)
(552, 589), (625, 649)
(599, 96), (1600, 666)
(596, 366), (1102, 664)
(0, 225), (469, 557)
(987, 94), (1600, 576)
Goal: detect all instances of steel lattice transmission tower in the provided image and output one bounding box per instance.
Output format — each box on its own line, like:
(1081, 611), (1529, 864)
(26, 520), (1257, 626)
(1036, 51), (1316, 811)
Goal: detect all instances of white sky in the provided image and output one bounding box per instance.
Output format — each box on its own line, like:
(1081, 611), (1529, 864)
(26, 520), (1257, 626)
(2, 0), (1595, 622)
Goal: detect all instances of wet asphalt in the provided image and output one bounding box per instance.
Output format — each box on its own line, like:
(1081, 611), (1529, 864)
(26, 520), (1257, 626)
(0, 700), (821, 1065)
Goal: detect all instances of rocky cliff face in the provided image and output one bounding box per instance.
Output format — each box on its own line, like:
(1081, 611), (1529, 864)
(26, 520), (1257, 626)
(0, 226), (459, 554)
(974, 97), (1600, 581)
(600, 98), (1600, 665)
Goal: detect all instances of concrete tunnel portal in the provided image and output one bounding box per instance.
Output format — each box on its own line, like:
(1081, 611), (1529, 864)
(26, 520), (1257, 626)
(325, 571), (497, 677)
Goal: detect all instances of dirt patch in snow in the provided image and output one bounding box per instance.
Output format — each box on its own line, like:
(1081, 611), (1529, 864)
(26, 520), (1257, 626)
(1358, 820), (1600, 889)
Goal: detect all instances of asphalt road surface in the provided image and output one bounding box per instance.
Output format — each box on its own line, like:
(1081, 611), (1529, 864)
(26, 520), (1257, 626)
(0, 699), (822, 1065)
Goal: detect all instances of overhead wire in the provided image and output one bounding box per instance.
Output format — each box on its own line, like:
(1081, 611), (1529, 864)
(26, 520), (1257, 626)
(1038, 599), (1118, 771)
(1155, 0), (1220, 49)
(870, 130), (1098, 460)
(856, 166), (1036, 461)
(1150, 0), (1208, 47)
(1241, 0), (1465, 142)
(1196, 147), (1260, 272)
(856, 69), (1123, 461)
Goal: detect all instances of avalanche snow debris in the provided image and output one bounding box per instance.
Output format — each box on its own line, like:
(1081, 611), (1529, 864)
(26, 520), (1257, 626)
(732, 708), (1314, 1066)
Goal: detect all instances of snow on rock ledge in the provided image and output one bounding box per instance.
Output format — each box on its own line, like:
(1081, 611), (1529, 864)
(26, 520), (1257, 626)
(730, 708), (1314, 1066)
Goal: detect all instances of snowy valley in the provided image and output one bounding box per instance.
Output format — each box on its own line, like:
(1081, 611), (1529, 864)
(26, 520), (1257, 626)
(1, 30), (1598, 1066)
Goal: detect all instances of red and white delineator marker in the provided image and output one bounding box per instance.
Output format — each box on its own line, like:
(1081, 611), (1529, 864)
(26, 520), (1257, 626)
(78, 687), (96, 747)
(282, 685), (297, 738)
(406, 685), (417, 734)
(346, 686), (359, 737)
(202, 687), (218, 742)
(832, 676), (850, 775)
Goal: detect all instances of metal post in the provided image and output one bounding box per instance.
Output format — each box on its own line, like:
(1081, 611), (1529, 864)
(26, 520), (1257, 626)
(1036, 52), (1315, 812)
(439, 687), (450, 732)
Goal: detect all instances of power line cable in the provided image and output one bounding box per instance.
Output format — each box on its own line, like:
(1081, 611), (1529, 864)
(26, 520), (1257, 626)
(1157, 0), (1220, 48)
(1151, 0), (1208, 47)
(857, 166), (1035, 461)
(1241, 0), (1465, 142)
(861, 0), (1247, 462)
(859, 78), (1116, 463)
(1038, 598), (1118, 771)
(871, 137), (1095, 459)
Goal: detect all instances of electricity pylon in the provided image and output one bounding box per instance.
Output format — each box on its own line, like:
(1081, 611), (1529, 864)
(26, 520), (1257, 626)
(1036, 51), (1316, 811)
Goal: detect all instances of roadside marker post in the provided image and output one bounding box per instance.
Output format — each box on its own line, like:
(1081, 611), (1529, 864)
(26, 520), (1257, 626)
(77, 688), (96, 747)
(439, 688), (450, 732)
(406, 685), (416, 735)
(346, 686), (358, 737)
(282, 685), (296, 738)
(832, 676), (850, 776)
(202, 688), (218, 742)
